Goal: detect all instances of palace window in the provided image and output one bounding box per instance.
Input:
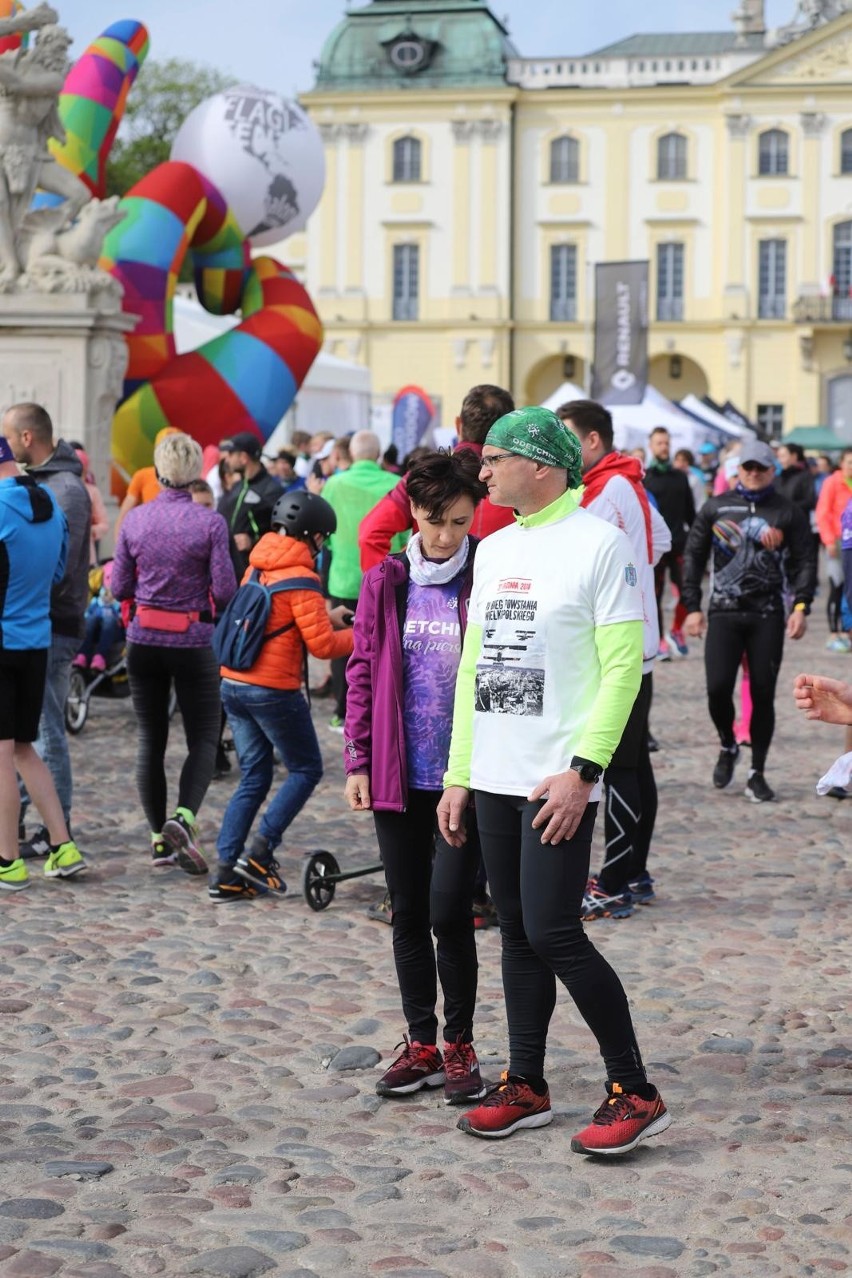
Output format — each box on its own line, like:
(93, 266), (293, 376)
(392, 244), (419, 321)
(758, 240), (787, 319)
(758, 129), (789, 176)
(549, 135), (579, 184)
(392, 135), (422, 183)
(657, 132), (687, 180)
(757, 405), (784, 439)
(656, 242), (684, 321)
(550, 244), (577, 322)
(841, 129), (852, 175)
(834, 222), (852, 320)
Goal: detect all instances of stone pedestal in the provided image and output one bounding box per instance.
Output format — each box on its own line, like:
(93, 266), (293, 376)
(0, 292), (136, 499)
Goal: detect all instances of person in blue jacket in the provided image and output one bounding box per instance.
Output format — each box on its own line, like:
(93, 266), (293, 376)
(0, 434), (87, 891)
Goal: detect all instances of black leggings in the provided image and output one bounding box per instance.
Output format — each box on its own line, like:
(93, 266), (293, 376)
(600, 672), (656, 892)
(704, 611), (785, 773)
(126, 642), (222, 832)
(475, 793), (647, 1089)
(372, 789), (481, 1045)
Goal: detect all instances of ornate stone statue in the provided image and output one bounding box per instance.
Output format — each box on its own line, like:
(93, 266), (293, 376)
(0, 1), (119, 295)
(775, 0), (852, 42)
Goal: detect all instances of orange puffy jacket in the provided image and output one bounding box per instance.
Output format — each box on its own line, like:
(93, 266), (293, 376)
(220, 532), (353, 689)
(816, 469), (852, 548)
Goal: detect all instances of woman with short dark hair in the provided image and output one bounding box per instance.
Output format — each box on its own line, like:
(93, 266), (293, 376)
(344, 450), (489, 1106)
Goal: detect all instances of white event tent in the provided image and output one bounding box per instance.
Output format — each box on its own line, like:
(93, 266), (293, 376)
(540, 381), (715, 456)
(678, 394), (756, 442)
(173, 295), (372, 451)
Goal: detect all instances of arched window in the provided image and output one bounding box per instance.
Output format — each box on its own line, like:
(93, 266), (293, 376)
(392, 135), (421, 183)
(841, 128), (852, 175)
(657, 132), (687, 180)
(549, 135), (579, 184)
(758, 129), (789, 176)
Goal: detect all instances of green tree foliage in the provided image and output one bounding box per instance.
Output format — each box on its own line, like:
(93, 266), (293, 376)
(106, 58), (235, 196)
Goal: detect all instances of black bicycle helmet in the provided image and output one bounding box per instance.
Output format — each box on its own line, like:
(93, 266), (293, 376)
(271, 489), (337, 538)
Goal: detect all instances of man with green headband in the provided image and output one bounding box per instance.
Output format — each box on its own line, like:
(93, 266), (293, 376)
(437, 405), (671, 1155)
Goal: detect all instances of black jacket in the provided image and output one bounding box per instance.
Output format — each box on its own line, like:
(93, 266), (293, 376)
(28, 440), (91, 640)
(682, 487), (816, 617)
(776, 464), (815, 518)
(643, 464), (695, 553)
(218, 468), (282, 577)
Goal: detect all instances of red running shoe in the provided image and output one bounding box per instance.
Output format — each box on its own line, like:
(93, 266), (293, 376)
(456, 1071), (552, 1139)
(570, 1082), (671, 1156)
(442, 1036), (487, 1106)
(375, 1037), (445, 1097)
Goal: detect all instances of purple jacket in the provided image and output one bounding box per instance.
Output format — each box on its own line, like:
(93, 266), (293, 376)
(344, 541), (476, 811)
(112, 488), (237, 648)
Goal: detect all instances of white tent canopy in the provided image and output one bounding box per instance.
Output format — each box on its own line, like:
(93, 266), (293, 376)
(679, 394), (756, 442)
(540, 381), (715, 456)
(172, 295), (372, 450)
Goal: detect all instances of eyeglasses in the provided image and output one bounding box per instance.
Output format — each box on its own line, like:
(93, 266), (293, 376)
(741, 462), (772, 473)
(479, 452), (519, 469)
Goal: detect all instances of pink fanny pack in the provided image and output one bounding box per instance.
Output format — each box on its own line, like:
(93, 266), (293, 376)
(134, 605), (201, 633)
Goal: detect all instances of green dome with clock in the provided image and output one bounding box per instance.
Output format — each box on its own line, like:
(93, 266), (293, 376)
(314, 0), (517, 91)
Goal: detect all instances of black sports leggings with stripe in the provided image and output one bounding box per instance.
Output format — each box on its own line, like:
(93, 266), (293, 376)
(704, 610), (785, 773)
(475, 793), (647, 1089)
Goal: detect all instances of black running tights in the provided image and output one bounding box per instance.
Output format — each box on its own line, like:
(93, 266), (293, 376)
(475, 792), (647, 1088)
(704, 611), (785, 773)
(372, 789), (480, 1046)
(126, 642), (222, 833)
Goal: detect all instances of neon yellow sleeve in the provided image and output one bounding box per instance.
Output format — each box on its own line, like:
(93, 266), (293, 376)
(574, 620), (643, 768)
(443, 620), (482, 789)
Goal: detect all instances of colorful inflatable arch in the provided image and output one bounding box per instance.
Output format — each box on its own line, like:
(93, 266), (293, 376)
(51, 20), (149, 198)
(99, 160), (323, 480)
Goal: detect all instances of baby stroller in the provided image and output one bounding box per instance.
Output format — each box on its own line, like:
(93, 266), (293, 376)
(64, 562), (131, 734)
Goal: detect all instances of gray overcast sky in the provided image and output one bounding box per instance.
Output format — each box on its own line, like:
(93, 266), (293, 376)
(66, 0), (794, 98)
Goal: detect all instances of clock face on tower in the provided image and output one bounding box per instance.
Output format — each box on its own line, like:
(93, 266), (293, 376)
(382, 32), (438, 75)
(389, 37), (427, 70)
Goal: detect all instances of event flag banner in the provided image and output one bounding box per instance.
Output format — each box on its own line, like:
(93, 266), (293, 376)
(591, 261), (649, 405)
(391, 384), (436, 457)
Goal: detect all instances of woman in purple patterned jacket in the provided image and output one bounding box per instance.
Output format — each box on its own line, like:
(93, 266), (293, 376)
(344, 451), (487, 1107)
(112, 433), (236, 876)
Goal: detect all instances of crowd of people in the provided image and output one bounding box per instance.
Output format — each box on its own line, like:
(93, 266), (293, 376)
(1, 387), (849, 1159)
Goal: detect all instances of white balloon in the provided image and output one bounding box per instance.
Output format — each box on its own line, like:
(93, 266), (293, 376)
(171, 86), (325, 244)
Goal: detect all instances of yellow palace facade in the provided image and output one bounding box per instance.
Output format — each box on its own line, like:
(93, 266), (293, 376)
(291, 0), (852, 440)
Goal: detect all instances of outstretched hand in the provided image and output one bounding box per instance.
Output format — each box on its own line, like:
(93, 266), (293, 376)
(793, 673), (852, 725)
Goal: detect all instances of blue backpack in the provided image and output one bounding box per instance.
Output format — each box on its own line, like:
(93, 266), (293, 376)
(213, 569), (323, 672)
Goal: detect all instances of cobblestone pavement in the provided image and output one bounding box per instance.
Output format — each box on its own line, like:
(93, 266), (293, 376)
(0, 619), (849, 1278)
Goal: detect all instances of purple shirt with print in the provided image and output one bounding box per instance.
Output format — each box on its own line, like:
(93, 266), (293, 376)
(112, 488), (237, 647)
(402, 577), (463, 790)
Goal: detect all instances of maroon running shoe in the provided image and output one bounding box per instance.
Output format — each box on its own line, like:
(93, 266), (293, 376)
(442, 1036), (487, 1106)
(375, 1037), (445, 1097)
(570, 1082), (671, 1156)
(456, 1071), (552, 1139)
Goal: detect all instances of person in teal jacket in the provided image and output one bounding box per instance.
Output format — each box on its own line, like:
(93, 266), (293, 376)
(321, 430), (405, 728)
(437, 406), (671, 1157)
(0, 434), (87, 890)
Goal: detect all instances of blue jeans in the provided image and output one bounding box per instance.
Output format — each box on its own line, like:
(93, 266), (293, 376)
(21, 632), (79, 826)
(80, 608), (122, 661)
(217, 681), (323, 866)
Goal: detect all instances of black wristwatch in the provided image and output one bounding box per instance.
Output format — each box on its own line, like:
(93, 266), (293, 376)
(569, 756), (603, 785)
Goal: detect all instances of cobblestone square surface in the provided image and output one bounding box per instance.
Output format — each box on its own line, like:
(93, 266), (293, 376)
(1, 622), (849, 1277)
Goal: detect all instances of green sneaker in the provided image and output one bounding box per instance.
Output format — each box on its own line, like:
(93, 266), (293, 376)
(0, 858), (30, 891)
(161, 809), (208, 876)
(44, 841), (88, 879)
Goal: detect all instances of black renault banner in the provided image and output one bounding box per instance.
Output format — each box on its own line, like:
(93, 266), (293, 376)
(590, 261), (649, 405)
